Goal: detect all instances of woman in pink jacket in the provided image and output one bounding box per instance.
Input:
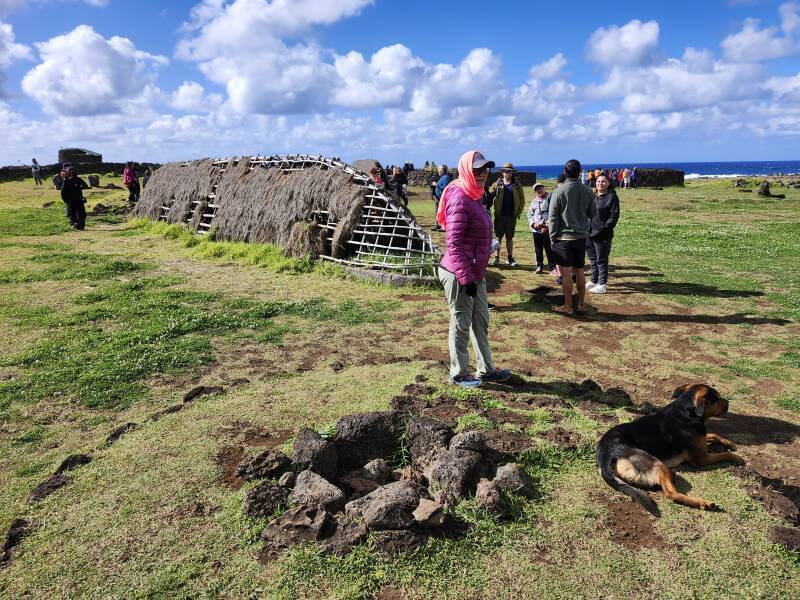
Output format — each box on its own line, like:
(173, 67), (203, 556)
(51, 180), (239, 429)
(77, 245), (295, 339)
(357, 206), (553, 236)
(437, 150), (511, 388)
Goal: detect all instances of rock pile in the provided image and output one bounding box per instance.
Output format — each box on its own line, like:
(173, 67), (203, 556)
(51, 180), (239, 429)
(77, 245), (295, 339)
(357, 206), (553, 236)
(405, 170), (537, 188)
(238, 410), (535, 557)
(757, 181), (786, 199)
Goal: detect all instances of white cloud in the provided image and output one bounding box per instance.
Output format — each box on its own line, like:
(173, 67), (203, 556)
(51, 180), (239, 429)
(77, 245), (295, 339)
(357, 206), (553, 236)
(780, 1), (800, 34)
(587, 20), (660, 66)
(332, 44), (424, 109)
(0, 20), (30, 97)
(168, 81), (222, 112)
(21, 25), (167, 116)
(82, 0), (110, 6)
(529, 53), (567, 80)
(175, 0), (373, 114)
(721, 17), (797, 62)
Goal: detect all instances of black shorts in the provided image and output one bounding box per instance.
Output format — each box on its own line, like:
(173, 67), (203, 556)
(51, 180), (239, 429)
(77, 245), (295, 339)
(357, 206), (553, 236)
(494, 215), (517, 239)
(552, 238), (586, 268)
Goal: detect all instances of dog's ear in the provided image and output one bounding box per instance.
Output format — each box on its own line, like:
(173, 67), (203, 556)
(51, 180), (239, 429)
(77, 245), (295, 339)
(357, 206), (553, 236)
(692, 386), (709, 418)
(672, 383), (693, 399)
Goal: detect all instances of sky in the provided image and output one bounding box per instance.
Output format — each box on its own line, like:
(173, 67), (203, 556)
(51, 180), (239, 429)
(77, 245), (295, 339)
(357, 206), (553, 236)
(0, 0), (799, 166)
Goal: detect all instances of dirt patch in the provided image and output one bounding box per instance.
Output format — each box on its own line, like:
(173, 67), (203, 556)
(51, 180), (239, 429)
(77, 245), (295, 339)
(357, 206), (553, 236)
(0, 518), (30, 567)
(375, 587), (406, 600)
(168, 500), (221, 522)
(730, 464), (800, 526)
(753, 379), (786, 398)
(483, 428), (534, 456)
(416, 346), (449, 364)
(215, 446), (246, 489)
(355, 355), (412, 367)
(484, 409), (532, 428)
(599, 495), (669, 551)
(219, 421), (293, 449)
(423, 404), (468, 426)
(538, 427), (584, 450)
(105, 422), (138, 446)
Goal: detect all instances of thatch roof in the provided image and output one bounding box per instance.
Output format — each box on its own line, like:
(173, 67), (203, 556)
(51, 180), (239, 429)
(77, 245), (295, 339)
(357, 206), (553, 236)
(133, 155), (439, 280)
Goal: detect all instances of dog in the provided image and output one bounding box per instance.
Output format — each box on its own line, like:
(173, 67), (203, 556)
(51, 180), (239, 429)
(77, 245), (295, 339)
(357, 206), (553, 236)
(596, 384), (745, 516)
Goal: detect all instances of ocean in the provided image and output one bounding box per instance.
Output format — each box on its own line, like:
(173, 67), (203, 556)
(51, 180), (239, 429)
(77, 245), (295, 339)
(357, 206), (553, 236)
(514, 160), (800, 180)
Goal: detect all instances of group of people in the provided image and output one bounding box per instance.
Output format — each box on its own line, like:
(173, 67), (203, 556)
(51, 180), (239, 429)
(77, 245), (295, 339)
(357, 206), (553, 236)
(436, 152), (620, 388)
(583, 166), (636, 189)
(32, 158), (149, 230)
(368, 164), (410, 205)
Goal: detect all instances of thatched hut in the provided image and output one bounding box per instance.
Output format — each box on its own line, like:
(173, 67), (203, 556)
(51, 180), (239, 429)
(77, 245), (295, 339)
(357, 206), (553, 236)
(134, 155), (439, 283)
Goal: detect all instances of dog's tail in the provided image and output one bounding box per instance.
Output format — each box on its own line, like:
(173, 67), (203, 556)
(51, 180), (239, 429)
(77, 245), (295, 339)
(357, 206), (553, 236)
(597, 441), (660, 517)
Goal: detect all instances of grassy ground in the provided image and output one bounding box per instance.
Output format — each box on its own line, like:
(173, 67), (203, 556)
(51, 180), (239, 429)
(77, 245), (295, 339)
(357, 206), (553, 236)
(0, 174), (799, 599)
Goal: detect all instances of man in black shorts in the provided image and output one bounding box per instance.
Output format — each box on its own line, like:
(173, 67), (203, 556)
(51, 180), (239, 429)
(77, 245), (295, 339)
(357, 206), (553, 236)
(548, 159), (596, 314)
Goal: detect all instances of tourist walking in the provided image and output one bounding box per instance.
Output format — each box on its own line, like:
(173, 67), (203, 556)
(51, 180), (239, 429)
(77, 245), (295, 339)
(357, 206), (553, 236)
(60, 166), (88, 230)
(432, 164), (451, 231)
(491, 163), (525, 266)
(123, 161), (140, 203)
(586, 174), (620, 294)
(437, 150), (510, 388)
(548, 159), (596, 315)
(527, 184), (554, 274)
(31, 159), (43, 186)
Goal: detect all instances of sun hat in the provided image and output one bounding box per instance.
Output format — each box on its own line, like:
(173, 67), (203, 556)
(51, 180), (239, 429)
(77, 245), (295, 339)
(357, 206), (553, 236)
(500, 162), (516, 172)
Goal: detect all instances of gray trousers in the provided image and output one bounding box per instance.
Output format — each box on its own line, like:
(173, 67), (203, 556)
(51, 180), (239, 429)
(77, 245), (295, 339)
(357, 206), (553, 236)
(438, 267), (494, 379)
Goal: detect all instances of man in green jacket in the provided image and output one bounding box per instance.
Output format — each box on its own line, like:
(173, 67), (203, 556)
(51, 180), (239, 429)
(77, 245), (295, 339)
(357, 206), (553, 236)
(491, 163), (525, 266)
(548, 159), (597, 315)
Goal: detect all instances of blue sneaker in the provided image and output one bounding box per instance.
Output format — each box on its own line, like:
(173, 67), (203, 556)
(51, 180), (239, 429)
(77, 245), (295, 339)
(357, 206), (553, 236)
(450, 374), (482, 388)
(478, 368), (511, 383)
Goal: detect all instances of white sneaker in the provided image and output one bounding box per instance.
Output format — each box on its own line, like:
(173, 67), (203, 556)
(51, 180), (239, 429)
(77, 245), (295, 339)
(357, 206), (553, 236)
(585, 281), (596, 291)
(589, 284), (607, 294)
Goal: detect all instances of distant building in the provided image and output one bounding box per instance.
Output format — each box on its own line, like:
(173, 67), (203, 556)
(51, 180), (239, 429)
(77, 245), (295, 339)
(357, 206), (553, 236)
(58, 147), (102, 166)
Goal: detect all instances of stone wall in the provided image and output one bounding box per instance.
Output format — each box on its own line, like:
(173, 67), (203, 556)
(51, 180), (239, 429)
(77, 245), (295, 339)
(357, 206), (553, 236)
(631, 168), (684, 187)
(0, 162), (162, 182)
(406, 169), (537, 188)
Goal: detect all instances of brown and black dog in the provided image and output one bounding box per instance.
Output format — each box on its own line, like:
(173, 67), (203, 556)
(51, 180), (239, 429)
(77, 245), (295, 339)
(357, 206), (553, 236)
(596, 384), (745, 516)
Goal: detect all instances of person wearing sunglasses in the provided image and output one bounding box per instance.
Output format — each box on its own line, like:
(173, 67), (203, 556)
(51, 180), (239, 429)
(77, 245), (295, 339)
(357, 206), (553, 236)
(436, 150), (512, 388)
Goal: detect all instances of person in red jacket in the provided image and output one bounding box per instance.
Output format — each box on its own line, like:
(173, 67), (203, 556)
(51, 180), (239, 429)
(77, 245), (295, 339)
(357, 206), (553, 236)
(437, 150), (511, 388)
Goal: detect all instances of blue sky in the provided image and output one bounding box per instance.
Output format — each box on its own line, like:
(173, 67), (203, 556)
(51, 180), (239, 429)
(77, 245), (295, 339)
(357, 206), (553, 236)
(0, 0), (799, 166)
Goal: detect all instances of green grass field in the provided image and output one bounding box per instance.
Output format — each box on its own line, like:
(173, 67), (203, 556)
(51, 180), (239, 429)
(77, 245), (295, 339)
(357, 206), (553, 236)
(0, 174), (799, 599)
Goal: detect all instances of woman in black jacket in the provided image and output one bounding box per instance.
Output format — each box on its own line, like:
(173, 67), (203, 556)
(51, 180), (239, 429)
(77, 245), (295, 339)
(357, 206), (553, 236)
(587, 173), (620, 294)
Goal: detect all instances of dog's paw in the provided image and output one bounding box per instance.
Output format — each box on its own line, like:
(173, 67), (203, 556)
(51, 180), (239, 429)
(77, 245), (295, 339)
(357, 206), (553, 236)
(730, 454), (746, 465)
(701, 501), (718, 511)
(724, 441), (738, 451)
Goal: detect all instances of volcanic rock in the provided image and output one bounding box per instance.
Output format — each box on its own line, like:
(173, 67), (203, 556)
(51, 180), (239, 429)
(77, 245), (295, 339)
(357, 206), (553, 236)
(413, 498), (446, 527)
(183, 385), (225, 403)
(475, 478), (510, 518)
(449, 431), (487, 452)
(362, 458), (393, 484)
(406, 417), (454, 479)
(242, 480), (289, 518)
(0, 518), (30, 567)
(278, 471), (296, 488)
(767, 525), (800, 552)
(493, 463), (536, 499)
(332, 411), (404, 471)
(54, 454), (92, 475)
(236, 449), (291, 481)
(345, 481), (422, 530)
(292, 428), (337, 480)
(28, 473), (70, 503)
(289, 470), (346, 513)
(319, 518), (369, 556)
(371, 529), (427, 554)
(429, 448), (493, 507)
(261, 506), (335, 550)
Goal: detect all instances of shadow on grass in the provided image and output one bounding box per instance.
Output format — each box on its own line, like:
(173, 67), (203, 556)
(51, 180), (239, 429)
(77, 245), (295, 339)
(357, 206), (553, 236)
(708, 412), (800, 446)
(612, 281), (764, 298)
(507, 285), (789, 326)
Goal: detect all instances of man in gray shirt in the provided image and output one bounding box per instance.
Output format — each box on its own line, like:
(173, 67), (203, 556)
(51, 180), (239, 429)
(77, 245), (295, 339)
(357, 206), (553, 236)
(548, 159), (597, 315)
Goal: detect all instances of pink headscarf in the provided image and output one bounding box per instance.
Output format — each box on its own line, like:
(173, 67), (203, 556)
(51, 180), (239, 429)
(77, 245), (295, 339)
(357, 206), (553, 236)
(436, 150), (486, 228)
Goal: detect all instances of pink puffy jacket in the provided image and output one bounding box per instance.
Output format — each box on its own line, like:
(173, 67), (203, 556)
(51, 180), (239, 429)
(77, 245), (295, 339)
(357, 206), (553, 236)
(439, 187), (492, 285)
